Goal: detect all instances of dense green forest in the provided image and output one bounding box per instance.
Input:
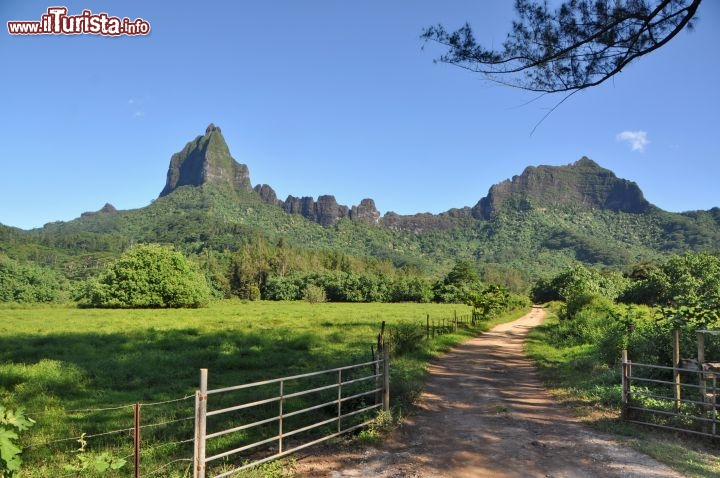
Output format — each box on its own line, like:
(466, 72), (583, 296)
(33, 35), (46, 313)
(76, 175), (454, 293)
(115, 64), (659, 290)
(1, 176), (719, 308)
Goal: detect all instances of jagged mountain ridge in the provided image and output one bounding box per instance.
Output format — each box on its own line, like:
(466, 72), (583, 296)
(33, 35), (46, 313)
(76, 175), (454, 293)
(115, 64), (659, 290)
(158, 125), (656, 230)
(4, 124), (720, 288)
(159, 124), (381, 226)
(472, 157), (650, 220)
(160, 124), (252, 197)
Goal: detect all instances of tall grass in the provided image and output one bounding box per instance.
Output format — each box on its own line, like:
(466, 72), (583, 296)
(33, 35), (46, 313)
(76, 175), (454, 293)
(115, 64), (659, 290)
(0, 300), (521, 477)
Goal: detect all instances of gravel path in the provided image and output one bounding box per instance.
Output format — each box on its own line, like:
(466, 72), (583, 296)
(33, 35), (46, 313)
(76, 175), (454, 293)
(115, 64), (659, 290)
(293, 306), (684, 477)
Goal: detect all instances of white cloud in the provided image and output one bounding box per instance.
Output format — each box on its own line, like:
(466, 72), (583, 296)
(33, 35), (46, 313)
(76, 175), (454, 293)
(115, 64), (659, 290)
(127, 98), (146, 117)
(616, 130), (649, 152)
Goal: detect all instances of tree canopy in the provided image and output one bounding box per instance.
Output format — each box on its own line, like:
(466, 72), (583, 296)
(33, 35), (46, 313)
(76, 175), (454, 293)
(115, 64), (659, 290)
(81, 244), (211, 308)
(0, 254), (67, 303)
(423, 0), (701, 94)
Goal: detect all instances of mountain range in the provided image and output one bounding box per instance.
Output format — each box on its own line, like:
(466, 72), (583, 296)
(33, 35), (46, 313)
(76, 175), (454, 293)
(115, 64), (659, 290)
(157, 124), (653, 229)
(2, 124), (719, 289)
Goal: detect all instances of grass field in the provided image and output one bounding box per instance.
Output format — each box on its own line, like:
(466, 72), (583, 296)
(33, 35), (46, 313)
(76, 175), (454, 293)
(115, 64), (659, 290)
(0, 300), (522, 477)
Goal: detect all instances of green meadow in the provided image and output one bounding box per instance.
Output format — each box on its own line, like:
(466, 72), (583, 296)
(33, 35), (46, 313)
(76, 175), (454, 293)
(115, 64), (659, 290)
(0, 300), (523, 477)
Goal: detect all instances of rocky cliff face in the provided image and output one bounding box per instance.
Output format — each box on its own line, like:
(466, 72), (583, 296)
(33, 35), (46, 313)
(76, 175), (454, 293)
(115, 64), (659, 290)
(159, 125), (382, 227)
(350, 199), (381, 224)
(472, 157), (650, 219)
(158, 128), (653, 231)
(81, 203), (118, 218)
(279, 195), (379, 226)
(253, 184), (280, 205)
(159, 124), (251, 197)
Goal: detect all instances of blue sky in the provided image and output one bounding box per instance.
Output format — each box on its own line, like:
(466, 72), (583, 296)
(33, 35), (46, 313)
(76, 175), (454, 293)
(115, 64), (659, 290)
(1, 1), (718, 230)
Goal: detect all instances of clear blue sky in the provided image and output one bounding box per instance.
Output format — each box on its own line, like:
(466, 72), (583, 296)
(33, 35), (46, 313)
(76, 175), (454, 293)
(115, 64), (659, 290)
(2, 1), (719, 230)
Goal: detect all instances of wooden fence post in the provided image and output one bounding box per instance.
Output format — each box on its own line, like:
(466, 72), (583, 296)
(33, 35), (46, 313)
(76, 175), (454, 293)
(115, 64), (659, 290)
(373, 345), (382, 406)
(194, 368), (208, 478)
(621, 349), (629, 420)
(673, 329), (681, 413)
(426, 314), (430, 340)
(377, 321), (385, 353)
(698, 331), (706, 401)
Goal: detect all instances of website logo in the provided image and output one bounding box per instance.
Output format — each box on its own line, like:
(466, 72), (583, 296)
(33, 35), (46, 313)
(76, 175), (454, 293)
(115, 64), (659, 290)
(8, 7), (150, 36)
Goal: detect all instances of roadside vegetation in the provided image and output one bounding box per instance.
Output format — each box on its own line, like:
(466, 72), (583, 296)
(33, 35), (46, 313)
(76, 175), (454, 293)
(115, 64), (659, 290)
(527, 252), (720, 477)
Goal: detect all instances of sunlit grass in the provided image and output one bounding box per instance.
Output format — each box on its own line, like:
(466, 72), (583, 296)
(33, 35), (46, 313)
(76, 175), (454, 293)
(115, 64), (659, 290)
(1, 300), (523, 477)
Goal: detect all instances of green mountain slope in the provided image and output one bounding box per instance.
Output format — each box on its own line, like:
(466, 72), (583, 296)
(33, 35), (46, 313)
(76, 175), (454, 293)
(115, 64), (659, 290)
(2, 125), (719, 292)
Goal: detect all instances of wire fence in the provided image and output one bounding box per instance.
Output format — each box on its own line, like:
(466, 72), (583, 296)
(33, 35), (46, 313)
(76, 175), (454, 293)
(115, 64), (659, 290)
(21, 394), (197, 478)
(13, 313), (472, 476)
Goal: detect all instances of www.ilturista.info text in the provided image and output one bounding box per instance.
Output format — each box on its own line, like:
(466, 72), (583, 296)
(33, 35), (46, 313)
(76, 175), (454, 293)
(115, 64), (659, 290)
(7, 7), (150, 36)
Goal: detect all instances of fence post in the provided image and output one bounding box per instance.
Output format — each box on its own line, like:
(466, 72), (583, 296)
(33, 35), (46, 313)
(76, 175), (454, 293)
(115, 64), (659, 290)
(621, 349), (629, 420)
(337, 370), (343, 433)
(279, 380), (284, 453)
(673, 329), (681, 413)
(454, 310), (457, 331)
(698, 332), (706, 402)
(382, 342), (390, 412)
(714, 376), (718, 437)
(426, 314), (430, 340)
(377, 322), (387, 407)
(133, 403), (141, 478)
(374, 347), (381, 406)
(194, 368), (208, 478)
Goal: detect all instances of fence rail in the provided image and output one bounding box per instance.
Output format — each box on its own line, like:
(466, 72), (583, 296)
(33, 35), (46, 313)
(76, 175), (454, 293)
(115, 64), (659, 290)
(622, 350), (720, 438)
(193, 345), (390, 478)
(21, 313), (486, 476)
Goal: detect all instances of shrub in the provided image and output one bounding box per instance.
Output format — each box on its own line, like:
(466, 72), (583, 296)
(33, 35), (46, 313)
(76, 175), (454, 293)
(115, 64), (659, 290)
(389, 277), (433, 303)
(390, 321), (425, 356)
(263, 276), (302, 301)
(303, 284), (326, 304)
(80, 244), (211, 308)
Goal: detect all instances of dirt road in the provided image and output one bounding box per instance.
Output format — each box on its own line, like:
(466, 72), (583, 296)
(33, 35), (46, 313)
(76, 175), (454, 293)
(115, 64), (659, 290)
(294, 306), (684, 477)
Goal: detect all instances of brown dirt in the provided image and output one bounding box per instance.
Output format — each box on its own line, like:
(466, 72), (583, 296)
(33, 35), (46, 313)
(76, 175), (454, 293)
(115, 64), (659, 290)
(293, 306), (685, 477)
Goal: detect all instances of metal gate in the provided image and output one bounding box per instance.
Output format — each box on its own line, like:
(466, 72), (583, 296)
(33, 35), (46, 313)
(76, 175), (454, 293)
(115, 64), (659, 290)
(193, 345), (389, 478)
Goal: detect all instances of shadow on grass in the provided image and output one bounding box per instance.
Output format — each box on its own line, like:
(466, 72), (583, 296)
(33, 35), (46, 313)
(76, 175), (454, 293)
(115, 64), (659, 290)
(0, 327), (373, 407)
(1, 326), (382, 476)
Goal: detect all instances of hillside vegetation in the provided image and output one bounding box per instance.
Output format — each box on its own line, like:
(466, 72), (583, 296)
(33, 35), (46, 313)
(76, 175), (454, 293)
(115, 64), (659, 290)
(1, 127), (719, 304)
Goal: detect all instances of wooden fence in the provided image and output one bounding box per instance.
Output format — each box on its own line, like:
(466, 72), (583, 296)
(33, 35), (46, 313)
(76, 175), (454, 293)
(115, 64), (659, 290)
(424, 311), (478, 339)
(193, 345), (390, 478)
